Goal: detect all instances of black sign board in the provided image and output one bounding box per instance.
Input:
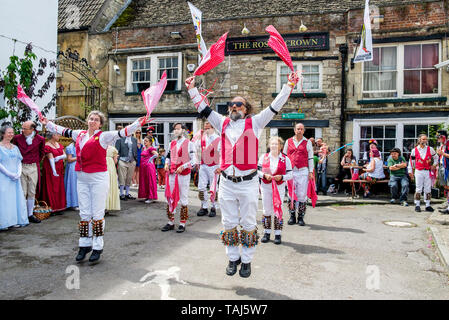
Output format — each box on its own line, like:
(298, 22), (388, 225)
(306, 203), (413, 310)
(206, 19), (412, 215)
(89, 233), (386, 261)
(225, 32), (329, 55)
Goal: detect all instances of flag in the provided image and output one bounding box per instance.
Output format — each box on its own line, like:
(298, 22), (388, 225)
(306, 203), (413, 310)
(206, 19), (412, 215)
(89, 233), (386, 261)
(272, 181), (283, 220)
(141, 71), (167, 117)
(188, 1), (208, 60)
(353, 0), (373, 63)
(265, 25), (294, 71)
(165, 174), (180, 213)
(16, 84), (43, 119)
(193, 32), (228, 76)
(307, 178), (318, 208)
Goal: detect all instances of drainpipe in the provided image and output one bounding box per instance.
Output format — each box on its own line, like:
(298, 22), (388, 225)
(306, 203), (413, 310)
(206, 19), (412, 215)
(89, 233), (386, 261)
(338, 44), (348, 161)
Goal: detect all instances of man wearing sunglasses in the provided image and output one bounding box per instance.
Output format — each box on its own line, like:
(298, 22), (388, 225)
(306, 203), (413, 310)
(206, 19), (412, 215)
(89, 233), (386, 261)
(185, 71), (299, 278)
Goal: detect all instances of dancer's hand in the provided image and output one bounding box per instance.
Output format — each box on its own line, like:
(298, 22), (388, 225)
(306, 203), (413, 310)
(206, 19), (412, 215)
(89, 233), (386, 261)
(40, 117), (49, 125)
(214, 168), (222, 175)
(308, 172), (314, 180)
(287, 71), (300, 88)
(409, 173), (414, 180)
(264, 174), (272, 182)
(176, 166), (184, 174)
(185, 76), (195, 90)
(273, 175), (283, 182)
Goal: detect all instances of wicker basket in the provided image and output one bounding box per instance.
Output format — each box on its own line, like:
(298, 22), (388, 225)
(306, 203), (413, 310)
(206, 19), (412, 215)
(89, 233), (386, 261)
(33, 200), (52, 221)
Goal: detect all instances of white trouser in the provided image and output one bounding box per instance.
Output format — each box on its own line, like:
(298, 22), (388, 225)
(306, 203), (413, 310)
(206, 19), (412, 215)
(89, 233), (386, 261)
(167, 173), (191, 212)
(198, 164), (219, 209)
(219, 176), (258, 264)
(260, 181), (286, 235)
(77, 171), (109, 250)
(293, 171), (309, 203)
(414, 169), (432, 206)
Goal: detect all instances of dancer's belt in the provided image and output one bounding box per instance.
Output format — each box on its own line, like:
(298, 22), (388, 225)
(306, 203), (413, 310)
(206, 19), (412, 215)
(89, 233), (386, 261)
(221, 170), (257, 183)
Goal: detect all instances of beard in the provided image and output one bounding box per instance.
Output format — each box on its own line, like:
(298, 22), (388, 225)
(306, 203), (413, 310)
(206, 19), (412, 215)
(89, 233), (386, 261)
(229, 110), (244, 121)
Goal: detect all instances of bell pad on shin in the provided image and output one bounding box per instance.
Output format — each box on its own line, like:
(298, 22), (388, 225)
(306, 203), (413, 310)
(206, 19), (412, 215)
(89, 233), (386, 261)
(79, 220), (90, 238)
(166, 205), (175, 221)
(198, 191), (205, 201)
(220, 227), (240, 246)
(262, 216), (272, 230)
(180, 206), (189, 221)
(274, 216), (283, 230)
(92, 219), (104, 237)
(240, 228), (259, 248)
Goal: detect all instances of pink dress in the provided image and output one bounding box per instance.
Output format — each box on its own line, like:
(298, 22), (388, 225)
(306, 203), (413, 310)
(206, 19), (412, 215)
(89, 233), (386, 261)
(138, 147), (158, 200)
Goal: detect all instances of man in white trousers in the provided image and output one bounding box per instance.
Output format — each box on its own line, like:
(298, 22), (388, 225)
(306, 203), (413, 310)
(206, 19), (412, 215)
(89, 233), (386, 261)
(162, 123), (196, 233)
(283, 123), (315, 226)
(408, 134), (438, 212)
(185, 70), (299, 278)
(195, 120), (220, 217)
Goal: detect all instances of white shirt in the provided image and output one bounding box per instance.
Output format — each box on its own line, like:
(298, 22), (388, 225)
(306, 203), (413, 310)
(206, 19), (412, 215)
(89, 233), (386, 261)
(189, 84), (292, 177)
(407, 145), (438, 173)
(194, 131), (220, 164)
(257, 152), (293, 182)
(166, 136), (197, 170)
(282, 136), (314, 174)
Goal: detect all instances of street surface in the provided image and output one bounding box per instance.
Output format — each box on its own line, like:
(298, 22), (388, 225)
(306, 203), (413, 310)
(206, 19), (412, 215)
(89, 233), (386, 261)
(1, 188), (448, 300)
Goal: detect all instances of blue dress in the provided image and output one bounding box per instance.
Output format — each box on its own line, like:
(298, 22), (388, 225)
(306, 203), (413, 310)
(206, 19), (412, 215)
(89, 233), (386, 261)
(136, 143), (143, 167)
(64, 143), (78, 208)
(0, 145), (28, 229)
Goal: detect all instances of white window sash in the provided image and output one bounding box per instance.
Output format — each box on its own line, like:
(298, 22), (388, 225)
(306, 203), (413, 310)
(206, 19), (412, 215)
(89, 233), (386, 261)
(276, 62), (322, 93)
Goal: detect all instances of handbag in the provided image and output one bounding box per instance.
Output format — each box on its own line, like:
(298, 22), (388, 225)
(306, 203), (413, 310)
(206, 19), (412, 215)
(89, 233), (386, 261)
(33, 200), (52, 221)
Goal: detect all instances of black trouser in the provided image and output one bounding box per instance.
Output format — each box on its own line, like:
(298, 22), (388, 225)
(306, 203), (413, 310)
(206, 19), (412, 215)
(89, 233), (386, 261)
(335, 168), (352, 193)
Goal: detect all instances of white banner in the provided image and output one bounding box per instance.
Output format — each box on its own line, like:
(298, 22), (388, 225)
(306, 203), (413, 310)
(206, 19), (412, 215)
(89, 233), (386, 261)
(188, 1), (208, 61)
(353, 0), (373, 63)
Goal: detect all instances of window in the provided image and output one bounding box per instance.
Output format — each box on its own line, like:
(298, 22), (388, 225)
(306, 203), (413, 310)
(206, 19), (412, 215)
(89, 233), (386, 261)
(404, 44), (439, 95)
(127, 53), (182, 93)
(359, 125), (396, 161)
(278, 63), (322, 93)
(131, 58), (151, 92)
(402, 124), (439, 160)
(363, 47), (397, 98)
(362, 42), (440, 99)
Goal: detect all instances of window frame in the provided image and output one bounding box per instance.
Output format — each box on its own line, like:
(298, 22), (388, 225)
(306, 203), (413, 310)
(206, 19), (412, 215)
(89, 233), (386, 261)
(276, 62), (323, 93)
(126, 52), (182, 93)
(362, 41), (441, 99)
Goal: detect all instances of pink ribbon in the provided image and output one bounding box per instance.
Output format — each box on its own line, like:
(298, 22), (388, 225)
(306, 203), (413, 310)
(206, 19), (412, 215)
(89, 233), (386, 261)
(272, 181), (283, 220)
(141, 71), (167, 117)
(209, 173), (218, 203)
(307, 178), (317, 208)
(287, 180), (297, 210)
(16, 84), (43, 119)
(165, 174), (180, 213)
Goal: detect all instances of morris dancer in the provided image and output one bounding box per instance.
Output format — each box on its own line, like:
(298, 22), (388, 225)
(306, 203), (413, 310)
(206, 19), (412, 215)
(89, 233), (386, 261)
(437, 130), (449, 214)
(161, 123), (196, 233)
(408, 134), (438, 213)
(195, 120), (220, 217)
(185, 70), (299, 278)
(258, 136), (292, 245)
(40, 111), (148, 264)
(283, 123), (314, 226)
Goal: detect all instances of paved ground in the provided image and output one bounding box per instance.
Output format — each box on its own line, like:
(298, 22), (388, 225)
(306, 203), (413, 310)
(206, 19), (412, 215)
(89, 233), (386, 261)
(1, 188), (448, 300)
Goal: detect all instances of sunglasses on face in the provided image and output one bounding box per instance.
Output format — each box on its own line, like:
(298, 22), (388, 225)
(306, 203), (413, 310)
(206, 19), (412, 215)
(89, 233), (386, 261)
(227, 101), (245, 108)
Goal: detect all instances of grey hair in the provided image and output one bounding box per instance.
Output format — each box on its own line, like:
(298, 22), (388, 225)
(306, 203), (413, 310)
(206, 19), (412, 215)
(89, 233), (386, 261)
(46, 131), (58, 140)
(0, 125), (13, 142)
(87, 110), (106, 126)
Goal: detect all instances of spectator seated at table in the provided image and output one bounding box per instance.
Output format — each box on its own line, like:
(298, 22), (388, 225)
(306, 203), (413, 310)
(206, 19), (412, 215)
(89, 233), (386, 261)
(360, 149), (385, 198)
(387, 148), (409, 206)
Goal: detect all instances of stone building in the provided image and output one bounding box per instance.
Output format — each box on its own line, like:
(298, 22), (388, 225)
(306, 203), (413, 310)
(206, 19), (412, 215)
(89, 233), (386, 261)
(56, 0), (449, 177)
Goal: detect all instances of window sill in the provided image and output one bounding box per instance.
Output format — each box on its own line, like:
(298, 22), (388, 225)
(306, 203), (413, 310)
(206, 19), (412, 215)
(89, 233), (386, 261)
(125, 90), (182, 96)
(357, 97), (447, 105)
(272, 92), (327, 98)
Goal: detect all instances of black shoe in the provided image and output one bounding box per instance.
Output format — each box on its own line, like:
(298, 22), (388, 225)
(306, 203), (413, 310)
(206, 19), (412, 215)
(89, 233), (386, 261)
(288, 212), (296, 225)
(239, 262), (251, 278)
(425, 206), (434, 212)
(197, 208), (208, 216)
(161, 223), (174, 232)
(415, 206), (421, 212)
(261, 232), (270, 243)
(297, 215), (306, 226)
(75, 247), (92, 262)
(176, 225), (186, 233)
(440, 209), (449, 215)
(28, 215), (41, 223)
(226, 258), (241, 276)
(274, 235), (282, 245)
(120, 195), (127, 201)
(209, 207), (216, 217)
(126, 194), (136, 200)
(88, 250), (103, 264)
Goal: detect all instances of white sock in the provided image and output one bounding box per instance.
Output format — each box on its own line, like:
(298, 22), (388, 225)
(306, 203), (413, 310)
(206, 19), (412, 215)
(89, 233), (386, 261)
(414, 200), (420, 206)
(125, 185), (130, 195)
(264, 229), (271, 234)
(120, 185), (124, 196)
(425, 200), (431, 207)
(27, 198), (35, 217)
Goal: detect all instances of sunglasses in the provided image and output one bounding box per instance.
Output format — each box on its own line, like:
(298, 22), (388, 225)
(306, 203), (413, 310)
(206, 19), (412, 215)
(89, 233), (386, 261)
(227, 101), (245, 108)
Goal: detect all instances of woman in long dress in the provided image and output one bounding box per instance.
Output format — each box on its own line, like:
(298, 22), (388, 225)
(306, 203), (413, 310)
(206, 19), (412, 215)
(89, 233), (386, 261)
(64, 142), (78, 209)
(42, 132), (66, 213)
(138, 137), (158, 203)
(0, 125), (28, 230)
(106, 145), (120, 212)
(132, 129), (143, 187)
(40, 111), (148, 264)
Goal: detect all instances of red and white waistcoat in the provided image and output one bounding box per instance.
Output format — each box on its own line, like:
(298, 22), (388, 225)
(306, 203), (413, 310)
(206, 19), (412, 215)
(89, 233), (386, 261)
(261, 153), (287, 185)
(170, 139), (191, 175)
(415, 146), (432, 170)
(286, 137), (308, 169)
(220, 117), (258, 171)
(75, 131), (107, 173)
(201, 133), (220, 167)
